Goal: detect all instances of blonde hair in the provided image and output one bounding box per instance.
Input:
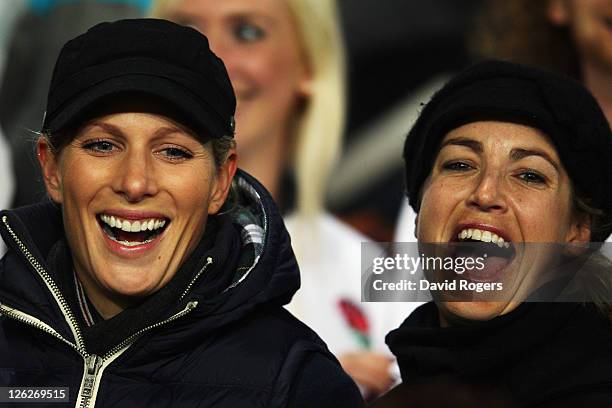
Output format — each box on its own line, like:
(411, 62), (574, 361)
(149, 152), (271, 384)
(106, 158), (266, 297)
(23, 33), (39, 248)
(151, 0), (346, 217)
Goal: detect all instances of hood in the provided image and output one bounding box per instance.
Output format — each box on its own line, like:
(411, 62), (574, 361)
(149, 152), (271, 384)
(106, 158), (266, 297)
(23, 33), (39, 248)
(0, 170), (300, 349)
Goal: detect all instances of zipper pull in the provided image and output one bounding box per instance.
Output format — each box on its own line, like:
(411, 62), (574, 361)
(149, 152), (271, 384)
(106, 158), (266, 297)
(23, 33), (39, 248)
(79, 354), (102, 407)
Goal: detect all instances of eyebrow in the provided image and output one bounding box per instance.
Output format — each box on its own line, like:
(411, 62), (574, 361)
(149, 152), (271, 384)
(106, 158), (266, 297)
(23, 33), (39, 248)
(440, 137), (483, 153)
(510, 148), (560, 172)
(83, 122), (185, 139)
(84, 122), (123, 137)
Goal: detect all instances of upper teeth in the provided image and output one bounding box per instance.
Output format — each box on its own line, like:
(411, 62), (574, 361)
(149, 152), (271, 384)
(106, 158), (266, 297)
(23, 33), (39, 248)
(457, 228), (510, 248)
(100, 214), (166, 232)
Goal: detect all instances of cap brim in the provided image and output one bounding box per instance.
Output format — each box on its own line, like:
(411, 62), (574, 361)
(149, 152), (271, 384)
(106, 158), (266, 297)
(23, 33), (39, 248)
(45, 73), (227, 139)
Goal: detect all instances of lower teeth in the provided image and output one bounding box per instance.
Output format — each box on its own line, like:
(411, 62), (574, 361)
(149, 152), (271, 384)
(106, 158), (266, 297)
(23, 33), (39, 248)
(109, 235), (154, 247)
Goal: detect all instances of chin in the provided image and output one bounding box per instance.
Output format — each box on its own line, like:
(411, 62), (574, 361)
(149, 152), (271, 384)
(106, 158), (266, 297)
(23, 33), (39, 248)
(102, 271), (166, 299)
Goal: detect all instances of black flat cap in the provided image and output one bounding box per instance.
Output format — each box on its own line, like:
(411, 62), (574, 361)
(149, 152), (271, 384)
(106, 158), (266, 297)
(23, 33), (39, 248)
(404, 60), (612, 241)
(42, 18), (236, 139)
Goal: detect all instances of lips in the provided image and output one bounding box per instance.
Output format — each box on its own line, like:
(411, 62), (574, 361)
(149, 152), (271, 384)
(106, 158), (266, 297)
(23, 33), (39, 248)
(96, 211), (170, 253)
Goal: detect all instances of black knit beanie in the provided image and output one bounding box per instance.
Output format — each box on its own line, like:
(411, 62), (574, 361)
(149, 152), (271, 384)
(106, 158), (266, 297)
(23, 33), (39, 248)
(403, 60), (612, 241)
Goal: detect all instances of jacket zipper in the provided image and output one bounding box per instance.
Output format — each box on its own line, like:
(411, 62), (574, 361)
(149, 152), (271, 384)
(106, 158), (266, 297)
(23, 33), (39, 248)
(1, 215), (199, 408)
(0, 300), (198, 408)
(180, 257), (213, 300)
(1, 215), (86, 354)
(0, 303), (79, 352)
(75, 300), (198, 408)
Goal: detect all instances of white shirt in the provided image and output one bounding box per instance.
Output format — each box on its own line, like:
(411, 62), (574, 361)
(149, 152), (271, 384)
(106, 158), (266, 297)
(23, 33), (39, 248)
(0, 128), (15, 257)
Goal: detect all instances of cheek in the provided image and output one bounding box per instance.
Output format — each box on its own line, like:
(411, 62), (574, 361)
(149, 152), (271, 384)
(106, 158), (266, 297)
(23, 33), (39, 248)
(59, 156), (105, 209)
(417, 180), (462, 239)
(245, 44), (304, 96)
(166, 165), (214, 215)
(512, 192), (573, 241)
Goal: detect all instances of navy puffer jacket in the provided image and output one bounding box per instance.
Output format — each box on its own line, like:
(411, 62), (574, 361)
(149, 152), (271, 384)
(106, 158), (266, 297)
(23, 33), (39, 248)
(0, 171), (364, 408)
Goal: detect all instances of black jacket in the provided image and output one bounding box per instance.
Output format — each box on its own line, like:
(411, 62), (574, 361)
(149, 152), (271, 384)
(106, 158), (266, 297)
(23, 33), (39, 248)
(0, 171), (364, 408)
(372, 302), (612, 408)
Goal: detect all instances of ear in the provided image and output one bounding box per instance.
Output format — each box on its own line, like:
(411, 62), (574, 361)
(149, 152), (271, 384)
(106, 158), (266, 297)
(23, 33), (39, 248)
(297, 60), (313, 98)
(563, 213), (592, 255)
(207, 148), (238, 215)
(547, 0), (570, 26)
(37, 137), (63, 203)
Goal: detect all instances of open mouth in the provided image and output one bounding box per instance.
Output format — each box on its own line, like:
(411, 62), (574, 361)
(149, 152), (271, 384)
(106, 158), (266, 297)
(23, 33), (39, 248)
(452, 227), (516, 282)
(97, 214), (169, 247)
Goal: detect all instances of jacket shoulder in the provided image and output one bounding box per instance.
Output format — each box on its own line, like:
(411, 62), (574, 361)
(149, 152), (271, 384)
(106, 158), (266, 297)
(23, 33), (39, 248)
(177, 306), (338, 385)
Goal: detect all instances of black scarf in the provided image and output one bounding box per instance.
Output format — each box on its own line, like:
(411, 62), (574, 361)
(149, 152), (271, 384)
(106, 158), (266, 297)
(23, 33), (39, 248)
(384, 302), (612, 407)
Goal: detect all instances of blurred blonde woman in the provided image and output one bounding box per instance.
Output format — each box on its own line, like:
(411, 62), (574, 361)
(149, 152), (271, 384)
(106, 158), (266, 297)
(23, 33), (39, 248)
(152, 0), (396, 396)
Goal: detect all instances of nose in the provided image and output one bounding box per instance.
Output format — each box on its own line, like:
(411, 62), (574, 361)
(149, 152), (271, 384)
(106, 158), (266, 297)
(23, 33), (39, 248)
(467, 170), (507, 213)
(112, 150), (158, 202)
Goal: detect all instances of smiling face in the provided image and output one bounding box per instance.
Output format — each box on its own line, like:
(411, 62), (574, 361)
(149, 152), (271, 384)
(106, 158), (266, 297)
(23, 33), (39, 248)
(548, 0), (612, 72)
(38, 111), (236, 318)
(416, 121), (590, 324)
(165, 0), (310, 160)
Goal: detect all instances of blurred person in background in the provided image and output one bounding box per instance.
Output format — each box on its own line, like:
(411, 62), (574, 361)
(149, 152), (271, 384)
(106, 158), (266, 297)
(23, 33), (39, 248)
(152, 0), (400, 397)
(0, 0), (148, 208)
(472, 0), (612, 125)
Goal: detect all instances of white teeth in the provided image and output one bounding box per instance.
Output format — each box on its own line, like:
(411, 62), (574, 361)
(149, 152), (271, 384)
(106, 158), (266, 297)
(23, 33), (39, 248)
(100, 214), (168, 232)
(108, 236), (155, 247)
(131, 221), (141, 232)
(457, 228), (511, 246)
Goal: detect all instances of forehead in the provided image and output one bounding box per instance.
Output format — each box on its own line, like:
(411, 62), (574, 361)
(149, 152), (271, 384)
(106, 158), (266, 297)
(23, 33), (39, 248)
(70, 95), (201, 138)
(170, 0), (292, 20)
(440, 120), (561, 160)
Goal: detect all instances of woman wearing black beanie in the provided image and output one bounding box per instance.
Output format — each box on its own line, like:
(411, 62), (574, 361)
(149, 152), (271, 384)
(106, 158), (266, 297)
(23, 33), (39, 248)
(373, 60), (612, 407)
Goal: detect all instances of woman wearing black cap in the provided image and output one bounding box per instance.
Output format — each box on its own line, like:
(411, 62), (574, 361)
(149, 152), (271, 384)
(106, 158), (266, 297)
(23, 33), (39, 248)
(0, 19), (364, 407)
(372, 60), (612, 407)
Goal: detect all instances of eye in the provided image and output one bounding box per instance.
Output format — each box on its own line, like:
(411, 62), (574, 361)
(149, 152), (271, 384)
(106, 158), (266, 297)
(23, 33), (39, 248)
(517, 171), (547, 184)
(443, 161), (473, 171)
(158, 146), (193, 161)
(233, 22), (265, 43)
(82, 139), (117, 154)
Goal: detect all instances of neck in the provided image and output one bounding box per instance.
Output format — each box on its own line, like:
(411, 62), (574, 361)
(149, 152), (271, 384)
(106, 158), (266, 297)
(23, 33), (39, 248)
(74, 263), (135, 320)
(237, 129), (287, 202)
(582, 61), (612, 125)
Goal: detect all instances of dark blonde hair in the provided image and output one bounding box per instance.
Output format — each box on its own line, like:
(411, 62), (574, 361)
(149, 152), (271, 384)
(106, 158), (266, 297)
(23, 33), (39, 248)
(470, 0), (580, 78)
